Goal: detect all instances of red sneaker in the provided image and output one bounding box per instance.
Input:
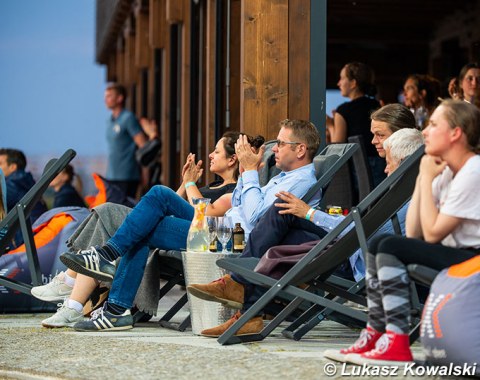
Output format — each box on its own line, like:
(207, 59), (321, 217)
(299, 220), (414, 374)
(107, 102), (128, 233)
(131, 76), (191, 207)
(323, 326), (382, 362)
(346, 331), (413, 366)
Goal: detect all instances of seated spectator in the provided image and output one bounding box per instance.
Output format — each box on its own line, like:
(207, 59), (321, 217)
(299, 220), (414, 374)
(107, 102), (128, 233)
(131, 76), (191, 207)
(32, 131), (265, 327)
(326, 62), (384, 186)
(187, 104), (421, 336)
(49, 164), (86, 208)
(448, 62), (480, 108)
(0, 148), (47, 245)
(403, 74), (441, 128)
(56, 120), (320, 332)
(188, 127), (423, 337)
(323, 99), (480, 366)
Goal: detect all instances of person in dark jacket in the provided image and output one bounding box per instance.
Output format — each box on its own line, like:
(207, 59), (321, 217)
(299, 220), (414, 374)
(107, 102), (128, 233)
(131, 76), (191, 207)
(0, 148), (47, 246)
(49, 164), (86, 209)
(0, 148), (47, 221)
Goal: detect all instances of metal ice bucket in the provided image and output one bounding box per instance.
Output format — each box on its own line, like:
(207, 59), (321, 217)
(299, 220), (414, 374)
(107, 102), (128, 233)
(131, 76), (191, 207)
(182, 250), (240, 335)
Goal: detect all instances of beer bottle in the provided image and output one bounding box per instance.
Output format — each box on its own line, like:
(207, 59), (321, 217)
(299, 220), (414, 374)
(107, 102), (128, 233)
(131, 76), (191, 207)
(232, 223), (245, 253)
(209, 236), (218, 252)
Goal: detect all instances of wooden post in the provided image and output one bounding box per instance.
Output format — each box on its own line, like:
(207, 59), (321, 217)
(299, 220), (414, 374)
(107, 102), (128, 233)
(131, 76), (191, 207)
(240, 0), (289, 140)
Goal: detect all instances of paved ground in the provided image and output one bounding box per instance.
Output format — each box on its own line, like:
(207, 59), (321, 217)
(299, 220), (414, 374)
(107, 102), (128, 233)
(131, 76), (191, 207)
(0, 287), (461, 380)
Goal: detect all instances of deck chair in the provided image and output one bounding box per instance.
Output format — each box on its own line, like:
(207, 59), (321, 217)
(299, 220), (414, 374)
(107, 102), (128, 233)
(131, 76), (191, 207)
(348, 135), (374, 202)
(213, 146), (424, 345)
(0, 149), (76, 294)
(155, 142), (360, 331)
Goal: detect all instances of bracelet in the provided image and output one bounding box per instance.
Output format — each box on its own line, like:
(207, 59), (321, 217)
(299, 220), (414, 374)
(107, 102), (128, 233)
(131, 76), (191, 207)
(185, 181), (196, 189)
(305, 208), (316, 221)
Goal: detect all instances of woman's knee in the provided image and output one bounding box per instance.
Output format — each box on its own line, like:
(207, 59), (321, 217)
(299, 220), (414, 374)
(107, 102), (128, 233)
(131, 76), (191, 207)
(368, 234), (395, 255)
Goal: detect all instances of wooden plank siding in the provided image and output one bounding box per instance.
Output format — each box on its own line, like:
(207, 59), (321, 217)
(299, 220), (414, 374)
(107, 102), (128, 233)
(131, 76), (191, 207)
(241, 0), (290, 141)
(288, 0), (310, 120)
(95, 0), (315, 188)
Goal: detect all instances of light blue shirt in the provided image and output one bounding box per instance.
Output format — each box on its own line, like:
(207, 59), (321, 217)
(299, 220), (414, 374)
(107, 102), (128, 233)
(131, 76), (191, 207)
(226, 163), (317, 238)
(311, 202), (409, 281)
(106, 109), (143, 181)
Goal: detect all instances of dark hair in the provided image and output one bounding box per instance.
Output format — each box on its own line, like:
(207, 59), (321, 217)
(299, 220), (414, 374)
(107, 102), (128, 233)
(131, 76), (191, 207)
(221, 131), (265, 180)
(406, 74), (441, 111)
(344, 62), (377, 97)
(371, 104), (416, 133)
(458, 62), (480, 83)
(440, 99), (480, 154)
(0, 148), (27, 171)
(62, 164), (75, 184)
(279, 119), (321, 160)
(106, 82), (127, 106)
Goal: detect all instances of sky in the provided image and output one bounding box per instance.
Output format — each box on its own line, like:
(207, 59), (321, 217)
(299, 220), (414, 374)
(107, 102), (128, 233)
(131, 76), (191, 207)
(0, 0), (347, 167)
(0, 0), (108, 158)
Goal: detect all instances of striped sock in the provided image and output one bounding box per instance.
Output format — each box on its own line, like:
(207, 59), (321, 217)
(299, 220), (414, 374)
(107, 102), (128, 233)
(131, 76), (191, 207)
(97, 244), (119, 262)
(376, 253), (411, 334)
(106, 302), (127, 316)
(365, 251), (386, 332)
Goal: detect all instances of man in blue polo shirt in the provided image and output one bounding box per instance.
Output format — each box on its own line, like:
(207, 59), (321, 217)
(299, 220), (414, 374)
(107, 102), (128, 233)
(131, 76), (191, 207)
(104, 83), (147, 198)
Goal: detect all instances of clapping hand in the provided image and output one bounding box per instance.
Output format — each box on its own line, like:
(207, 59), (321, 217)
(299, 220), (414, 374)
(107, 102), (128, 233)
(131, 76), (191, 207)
(235, 135), (265, 172)
(182, 153), (203, 184)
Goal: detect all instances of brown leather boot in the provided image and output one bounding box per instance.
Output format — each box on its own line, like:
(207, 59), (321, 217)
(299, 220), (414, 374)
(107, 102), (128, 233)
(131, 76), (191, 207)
(201, 311), (263, 337)
(187, 274), (244, 309)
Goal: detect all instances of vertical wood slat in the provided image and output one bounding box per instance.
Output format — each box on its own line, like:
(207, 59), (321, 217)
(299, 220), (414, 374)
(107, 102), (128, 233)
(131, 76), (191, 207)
(180, 0), (191, 164)
(135, 10), (150, 68)
(107, 54), (117, 82)
(116, 38), (125, 84)
(160, 26), (171, 185)
(241, 0), (289, 140)
(204, 0), (217, 185)
(166, 0), (184, 24)
(228, 0), (241, 131)
(288, 0), (310, 120)
(150, 0), (166, 49)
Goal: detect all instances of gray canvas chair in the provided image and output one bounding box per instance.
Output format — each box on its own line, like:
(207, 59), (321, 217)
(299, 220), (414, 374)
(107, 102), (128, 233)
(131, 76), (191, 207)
(348, 135), (374, 202)
(0, 149), (76, 294)
(155, 142), (360, 331)
(213, 146), (424, 345)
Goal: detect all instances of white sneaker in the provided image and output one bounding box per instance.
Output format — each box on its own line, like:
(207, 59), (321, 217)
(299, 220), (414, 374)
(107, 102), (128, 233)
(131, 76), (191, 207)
(42, 300), (84, 328)
(31, 271), (73, 302)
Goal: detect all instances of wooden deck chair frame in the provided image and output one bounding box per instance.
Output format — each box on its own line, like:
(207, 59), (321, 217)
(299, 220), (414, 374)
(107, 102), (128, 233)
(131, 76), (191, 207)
(154, 143), (360, 331)
(213, 146), (424, 345)
(0, 149), (76, 294)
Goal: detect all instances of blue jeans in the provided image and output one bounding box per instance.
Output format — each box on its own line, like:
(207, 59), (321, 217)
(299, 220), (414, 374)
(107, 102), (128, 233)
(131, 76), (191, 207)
(107, 185), (194, 309)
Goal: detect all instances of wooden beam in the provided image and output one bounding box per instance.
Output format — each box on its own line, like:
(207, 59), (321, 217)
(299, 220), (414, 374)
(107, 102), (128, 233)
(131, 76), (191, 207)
(166, 0), (184, 24)
(288, 0), (310, 120)
(135, 10), (150, 68)
(241, 0), (289, 140)
(180, 0), (191, 163)
(205, 0), (217, 183)
(149, 0), (166, 49)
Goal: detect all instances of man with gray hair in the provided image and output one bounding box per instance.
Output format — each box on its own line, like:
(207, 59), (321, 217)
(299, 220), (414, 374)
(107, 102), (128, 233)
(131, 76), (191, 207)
(383, 128), (424, 175)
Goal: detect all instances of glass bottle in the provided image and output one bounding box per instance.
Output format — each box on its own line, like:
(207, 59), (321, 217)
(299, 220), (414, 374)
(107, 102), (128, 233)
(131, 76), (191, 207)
(186, 197), (211, 252)
(232, 222), (245, 253)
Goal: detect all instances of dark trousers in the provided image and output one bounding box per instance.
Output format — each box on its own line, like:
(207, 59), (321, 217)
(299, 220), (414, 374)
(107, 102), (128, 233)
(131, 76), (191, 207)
(369, 234), (477, 270)
(232, 201), (328, 313)
(108, 180), (139, 199)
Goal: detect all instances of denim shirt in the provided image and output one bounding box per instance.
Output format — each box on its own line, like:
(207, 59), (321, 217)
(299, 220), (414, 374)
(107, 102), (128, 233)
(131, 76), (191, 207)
(312, 202), (409, 281)
(226, 163), (317, 238)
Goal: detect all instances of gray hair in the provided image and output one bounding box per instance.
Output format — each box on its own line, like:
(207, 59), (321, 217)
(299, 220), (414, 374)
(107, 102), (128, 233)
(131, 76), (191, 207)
(383, 128), (424, 164)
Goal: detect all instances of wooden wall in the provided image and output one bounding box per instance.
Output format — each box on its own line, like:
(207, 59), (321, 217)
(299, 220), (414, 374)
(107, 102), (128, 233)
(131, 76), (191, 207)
(101, 0), (316, 188)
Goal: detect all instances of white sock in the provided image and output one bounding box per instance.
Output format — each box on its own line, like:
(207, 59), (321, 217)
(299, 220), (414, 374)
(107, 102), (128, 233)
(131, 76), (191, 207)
(67, 299), (84, 314)
(63, 272), (76, 288)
